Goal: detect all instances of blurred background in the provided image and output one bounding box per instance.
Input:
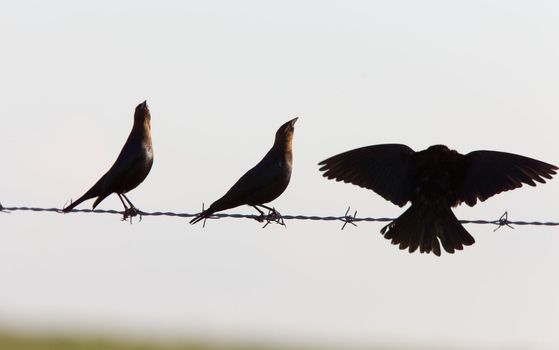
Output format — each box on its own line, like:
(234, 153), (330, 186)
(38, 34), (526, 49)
(1, 1), (558, 349)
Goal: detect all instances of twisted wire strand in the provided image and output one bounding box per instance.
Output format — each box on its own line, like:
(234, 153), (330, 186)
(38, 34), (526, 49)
(1, 202), (558, 230)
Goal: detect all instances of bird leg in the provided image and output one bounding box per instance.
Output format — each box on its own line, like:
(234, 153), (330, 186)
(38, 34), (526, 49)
(251, 205), (266, 222)
(118, 193), (141, 223)
(122, 193), (142, 222)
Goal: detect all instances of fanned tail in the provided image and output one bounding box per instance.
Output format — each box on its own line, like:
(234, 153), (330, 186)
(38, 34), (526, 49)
(380, 200), (475, 256)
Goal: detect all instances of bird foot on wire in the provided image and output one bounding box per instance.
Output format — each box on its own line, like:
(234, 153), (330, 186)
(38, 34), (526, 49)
(259, 208), (285, 228)
(122, 206), (142, 223)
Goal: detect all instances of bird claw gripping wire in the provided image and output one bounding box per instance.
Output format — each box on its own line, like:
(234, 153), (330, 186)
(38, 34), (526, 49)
(0, 202), (7, 213)
(258, 208), (285, 228)
(493, 211), (514, 232)
(121, 206), (142, 224)
(340, 206), (358, 230)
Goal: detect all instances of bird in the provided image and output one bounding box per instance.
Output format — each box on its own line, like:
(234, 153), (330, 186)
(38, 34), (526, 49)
(190, 117), (298, 226)
(318, 144), (557, 256)
(63, 101), (154, 220)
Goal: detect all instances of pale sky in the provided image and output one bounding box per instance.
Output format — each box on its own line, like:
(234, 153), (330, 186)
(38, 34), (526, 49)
(1, 1), (558, 349)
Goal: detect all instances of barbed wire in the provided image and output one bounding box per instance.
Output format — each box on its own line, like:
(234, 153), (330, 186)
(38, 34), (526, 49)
(1, 202), (558, 230)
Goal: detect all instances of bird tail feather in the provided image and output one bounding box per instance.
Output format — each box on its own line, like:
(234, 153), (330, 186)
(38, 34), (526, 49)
(380, 200), (475, 256)
(62, 179), (104, 213)
(62, 191), (95, 213)
(190, 208), (215, 225)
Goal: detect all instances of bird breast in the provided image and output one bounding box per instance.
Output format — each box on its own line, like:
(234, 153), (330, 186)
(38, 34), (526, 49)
(144, 143), (154, 160)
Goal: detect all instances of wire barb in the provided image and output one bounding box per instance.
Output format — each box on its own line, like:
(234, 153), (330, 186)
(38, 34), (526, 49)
(340, 206), (358, 230)
(494, 211), (514, 232)
(1, 202), (558, 229)
(200, 203), (208, 228)
(62, 199), (72, 213)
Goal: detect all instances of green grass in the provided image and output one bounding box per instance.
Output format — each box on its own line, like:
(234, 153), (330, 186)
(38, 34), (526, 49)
(0, 329), (469, 350)
(0, 331), (297, 350)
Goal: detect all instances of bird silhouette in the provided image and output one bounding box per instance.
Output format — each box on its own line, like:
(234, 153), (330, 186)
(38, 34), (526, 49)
(190, 118), (298, 226)
(63, 101), (154, 220)
(319, 144), (557, 256)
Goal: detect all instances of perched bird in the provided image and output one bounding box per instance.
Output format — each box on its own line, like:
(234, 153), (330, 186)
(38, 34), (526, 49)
(63, 101), (154, 219)
(319, 144), (557, 256)
(190, 118), (298, 225)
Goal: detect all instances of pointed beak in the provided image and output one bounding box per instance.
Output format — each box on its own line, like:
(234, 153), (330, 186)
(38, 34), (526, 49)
(289, 117), (298, 126)
(141, 100), (148, 108)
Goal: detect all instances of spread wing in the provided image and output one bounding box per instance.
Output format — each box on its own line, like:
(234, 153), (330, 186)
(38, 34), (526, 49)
(318, 144), (415, 207)
(456, 150), (557, 206)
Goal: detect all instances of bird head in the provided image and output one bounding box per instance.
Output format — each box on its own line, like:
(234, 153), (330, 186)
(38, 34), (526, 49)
(134, 100), (151, 122)
(274, 117), (298, 145)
